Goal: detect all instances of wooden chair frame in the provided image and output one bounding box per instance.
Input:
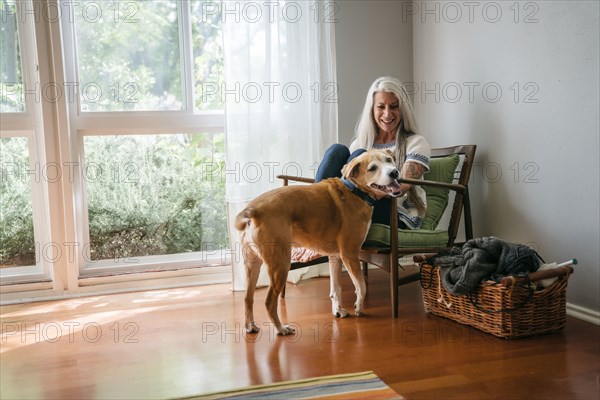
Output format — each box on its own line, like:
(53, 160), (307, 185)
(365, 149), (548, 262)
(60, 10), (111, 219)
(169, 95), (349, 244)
(278, 145), (477, 317)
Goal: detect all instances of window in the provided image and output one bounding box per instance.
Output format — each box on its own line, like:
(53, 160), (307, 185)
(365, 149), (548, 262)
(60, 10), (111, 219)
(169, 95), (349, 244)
(1, 1), (53, 286)
(1, 2), (31, 268)
(0, 137), (35, 266)
(190, 0), (224, 111)
(1, 0), (228, 294)
(72, 1), (184, 112)
(61, 0), (227, 277)
(1, 0), (25, 112)
(83, 133), (227, 263)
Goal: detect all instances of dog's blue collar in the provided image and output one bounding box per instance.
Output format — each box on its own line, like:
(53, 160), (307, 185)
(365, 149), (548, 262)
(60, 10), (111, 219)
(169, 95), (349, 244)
(341, 178), (377, 207)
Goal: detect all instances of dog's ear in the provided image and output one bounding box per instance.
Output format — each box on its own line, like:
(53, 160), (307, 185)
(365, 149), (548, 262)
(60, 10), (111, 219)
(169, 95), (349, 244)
(384, 149), (396, 162)
(341, 157), (361, 179)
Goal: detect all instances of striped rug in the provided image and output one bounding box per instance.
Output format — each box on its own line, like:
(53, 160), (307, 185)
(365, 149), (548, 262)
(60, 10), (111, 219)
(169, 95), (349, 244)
(184, 371), (404, 399)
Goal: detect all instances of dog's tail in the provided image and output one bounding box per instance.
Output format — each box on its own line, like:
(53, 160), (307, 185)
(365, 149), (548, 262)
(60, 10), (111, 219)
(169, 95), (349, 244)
(235, 208), (255, 231)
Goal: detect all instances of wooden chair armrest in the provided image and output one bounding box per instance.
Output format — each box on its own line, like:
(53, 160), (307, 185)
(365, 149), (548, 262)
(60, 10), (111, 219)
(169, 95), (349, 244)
(276, 176), (465, 191)
(400, 178), (473, 241)
(277, 175), (315, 186)
(399, 177), (466, 193)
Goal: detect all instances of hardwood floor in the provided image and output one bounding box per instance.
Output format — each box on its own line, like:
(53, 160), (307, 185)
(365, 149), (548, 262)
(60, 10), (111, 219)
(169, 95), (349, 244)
(1, 269), (599, 399)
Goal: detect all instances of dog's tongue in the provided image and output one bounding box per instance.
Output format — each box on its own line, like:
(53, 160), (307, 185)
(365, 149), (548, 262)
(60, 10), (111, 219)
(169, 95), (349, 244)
(387, 180), (402, 195)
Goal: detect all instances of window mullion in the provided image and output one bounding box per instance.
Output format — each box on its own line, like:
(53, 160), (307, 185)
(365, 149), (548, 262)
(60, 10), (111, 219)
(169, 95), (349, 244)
(179, 0), (195, 113)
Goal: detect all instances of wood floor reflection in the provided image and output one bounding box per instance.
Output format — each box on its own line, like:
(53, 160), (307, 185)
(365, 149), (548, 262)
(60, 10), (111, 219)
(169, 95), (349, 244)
(1, 269), (599, 399)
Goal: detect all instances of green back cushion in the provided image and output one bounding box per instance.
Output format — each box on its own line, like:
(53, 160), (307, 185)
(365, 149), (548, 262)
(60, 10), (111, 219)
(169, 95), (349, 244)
(420, 154), (460, 230)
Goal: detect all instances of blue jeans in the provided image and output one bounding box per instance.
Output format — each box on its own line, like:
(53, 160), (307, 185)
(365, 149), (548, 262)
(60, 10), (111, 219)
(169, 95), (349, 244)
(315, 144), (395, 226)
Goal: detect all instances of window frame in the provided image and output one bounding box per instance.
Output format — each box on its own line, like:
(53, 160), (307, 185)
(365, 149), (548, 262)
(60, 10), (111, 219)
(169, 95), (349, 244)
(1, 0), (230, 302)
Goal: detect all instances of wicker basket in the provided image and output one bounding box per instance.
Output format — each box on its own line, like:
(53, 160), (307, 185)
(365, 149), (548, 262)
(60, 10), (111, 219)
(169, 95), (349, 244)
(420, 263), (571, 339)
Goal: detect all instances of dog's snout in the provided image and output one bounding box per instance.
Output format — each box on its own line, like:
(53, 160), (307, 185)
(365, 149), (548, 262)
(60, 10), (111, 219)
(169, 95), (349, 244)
(389, 169), (399, 179)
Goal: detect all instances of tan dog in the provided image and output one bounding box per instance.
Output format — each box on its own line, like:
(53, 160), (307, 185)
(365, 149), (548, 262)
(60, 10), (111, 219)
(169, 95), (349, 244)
(235, 149), (402, 335)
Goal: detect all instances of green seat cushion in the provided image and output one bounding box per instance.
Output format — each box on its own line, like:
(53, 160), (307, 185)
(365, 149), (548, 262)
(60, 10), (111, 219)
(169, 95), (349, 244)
(364, 223), (450, 248)
(421, 154), (460, 230)
(363, 154), (459, 249)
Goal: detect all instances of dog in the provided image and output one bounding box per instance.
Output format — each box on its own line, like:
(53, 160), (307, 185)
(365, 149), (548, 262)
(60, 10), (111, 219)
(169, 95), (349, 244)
(234, 149), (403, 335)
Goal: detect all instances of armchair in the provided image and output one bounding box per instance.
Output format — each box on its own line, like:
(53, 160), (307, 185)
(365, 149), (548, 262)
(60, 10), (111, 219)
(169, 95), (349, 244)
(278, 144), (477, 317)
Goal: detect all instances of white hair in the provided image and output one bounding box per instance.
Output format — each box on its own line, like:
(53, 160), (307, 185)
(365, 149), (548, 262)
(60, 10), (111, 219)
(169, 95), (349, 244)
(354, 76), (418, 165)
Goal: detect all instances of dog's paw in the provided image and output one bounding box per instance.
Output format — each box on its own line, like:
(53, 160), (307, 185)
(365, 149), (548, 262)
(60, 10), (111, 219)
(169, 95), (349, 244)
(355, 305), (365, 317)
(333, 308), (350, 318)
(245, 322), (260, 334)
(277, 324), (296, 336)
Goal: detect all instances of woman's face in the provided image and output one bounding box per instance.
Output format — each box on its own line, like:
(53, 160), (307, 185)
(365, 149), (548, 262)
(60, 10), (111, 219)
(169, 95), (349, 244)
(372, 91), (401, 135)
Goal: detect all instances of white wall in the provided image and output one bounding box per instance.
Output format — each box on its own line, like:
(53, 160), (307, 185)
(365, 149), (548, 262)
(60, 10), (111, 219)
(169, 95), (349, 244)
(412, 1), (599, 311)
(335, 1), (413, 145)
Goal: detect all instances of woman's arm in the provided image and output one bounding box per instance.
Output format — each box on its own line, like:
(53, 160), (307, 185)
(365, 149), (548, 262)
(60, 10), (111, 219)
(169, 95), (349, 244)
(399, 134), (430, 194)
(399, 161), (426, 194)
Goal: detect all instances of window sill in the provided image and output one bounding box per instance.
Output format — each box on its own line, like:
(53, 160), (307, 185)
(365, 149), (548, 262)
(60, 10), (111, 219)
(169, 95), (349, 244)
(0, 265), (231, 305)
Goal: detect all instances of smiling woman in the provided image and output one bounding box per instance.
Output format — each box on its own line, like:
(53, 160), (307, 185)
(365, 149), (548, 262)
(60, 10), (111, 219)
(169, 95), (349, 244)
(372, 91), (402, 143)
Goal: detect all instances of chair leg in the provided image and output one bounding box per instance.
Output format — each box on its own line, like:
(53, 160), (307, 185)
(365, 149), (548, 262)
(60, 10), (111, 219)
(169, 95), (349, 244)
(391, 256), (398, 318)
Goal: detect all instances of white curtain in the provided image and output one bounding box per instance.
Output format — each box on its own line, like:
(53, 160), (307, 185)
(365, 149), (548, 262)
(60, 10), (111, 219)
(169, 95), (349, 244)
(223, 2), (338, 290)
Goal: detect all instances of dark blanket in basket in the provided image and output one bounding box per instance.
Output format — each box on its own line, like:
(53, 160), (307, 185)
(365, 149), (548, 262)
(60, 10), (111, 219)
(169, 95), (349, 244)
(431, 236), (543, 295)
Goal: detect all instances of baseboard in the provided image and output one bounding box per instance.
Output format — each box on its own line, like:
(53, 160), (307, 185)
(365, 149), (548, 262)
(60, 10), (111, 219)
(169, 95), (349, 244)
(566, 302), (600, 325)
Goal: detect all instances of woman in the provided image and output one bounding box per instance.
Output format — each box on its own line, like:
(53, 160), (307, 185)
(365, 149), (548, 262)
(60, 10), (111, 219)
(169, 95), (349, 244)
(319, 76), (430, 227)
(293, 77), (431, 262)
